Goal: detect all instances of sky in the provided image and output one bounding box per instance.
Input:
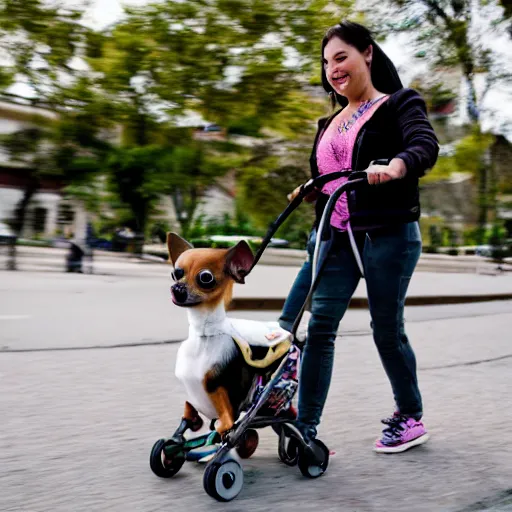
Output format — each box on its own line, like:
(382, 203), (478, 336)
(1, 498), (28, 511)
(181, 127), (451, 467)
(82, 0), (142, 29)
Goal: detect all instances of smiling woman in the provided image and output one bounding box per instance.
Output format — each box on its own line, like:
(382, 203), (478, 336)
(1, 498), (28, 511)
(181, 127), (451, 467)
(279, 20), (439, 455)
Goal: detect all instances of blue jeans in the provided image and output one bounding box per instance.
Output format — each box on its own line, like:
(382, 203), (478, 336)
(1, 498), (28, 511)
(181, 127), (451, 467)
(279, 222), (423, 439)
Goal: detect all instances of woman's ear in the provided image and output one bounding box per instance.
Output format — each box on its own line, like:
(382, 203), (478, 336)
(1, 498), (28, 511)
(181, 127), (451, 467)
(364, 45), (373, 66)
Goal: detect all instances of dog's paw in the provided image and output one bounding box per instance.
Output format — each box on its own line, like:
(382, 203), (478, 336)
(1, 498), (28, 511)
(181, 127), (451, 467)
(215, 417), (234, 435)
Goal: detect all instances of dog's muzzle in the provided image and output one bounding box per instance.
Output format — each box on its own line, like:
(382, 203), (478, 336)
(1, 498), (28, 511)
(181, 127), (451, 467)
(171, 283), (188, 304)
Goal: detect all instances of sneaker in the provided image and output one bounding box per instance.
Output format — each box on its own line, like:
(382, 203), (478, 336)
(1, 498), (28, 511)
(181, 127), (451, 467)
(374, 413), (429, 453)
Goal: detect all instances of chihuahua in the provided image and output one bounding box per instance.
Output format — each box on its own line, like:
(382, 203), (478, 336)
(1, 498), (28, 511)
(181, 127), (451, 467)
(167, 232), (293, 437)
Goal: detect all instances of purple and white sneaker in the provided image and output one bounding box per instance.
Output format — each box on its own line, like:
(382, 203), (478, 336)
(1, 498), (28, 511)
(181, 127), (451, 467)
(374, 413), (429, 453)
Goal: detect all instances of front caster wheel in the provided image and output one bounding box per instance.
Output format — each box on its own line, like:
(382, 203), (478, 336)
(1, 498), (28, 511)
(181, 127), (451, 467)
(298, 439), (329, 478)
(236, 429), (259, 459)
(149, 439), (185, 478)
(203, 458), (244, 502)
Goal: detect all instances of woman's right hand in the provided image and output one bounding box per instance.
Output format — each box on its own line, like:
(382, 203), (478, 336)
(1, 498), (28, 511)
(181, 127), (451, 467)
(287, 185), (318, 203)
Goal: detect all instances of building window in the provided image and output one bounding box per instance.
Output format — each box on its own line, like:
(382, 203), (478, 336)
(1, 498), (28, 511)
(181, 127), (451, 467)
(33, 207), (47, 234)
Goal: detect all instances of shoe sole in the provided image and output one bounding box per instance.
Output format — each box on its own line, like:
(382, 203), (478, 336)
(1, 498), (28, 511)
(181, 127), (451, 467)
(374, 433), (430, 454)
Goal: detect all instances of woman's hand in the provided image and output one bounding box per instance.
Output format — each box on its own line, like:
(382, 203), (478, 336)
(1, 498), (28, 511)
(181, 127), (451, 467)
(287, 185), (318, 203)
(366, 158), (407, 185)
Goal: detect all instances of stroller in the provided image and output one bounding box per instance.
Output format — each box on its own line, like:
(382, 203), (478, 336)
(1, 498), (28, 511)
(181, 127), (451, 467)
(149, 169), (371, 502)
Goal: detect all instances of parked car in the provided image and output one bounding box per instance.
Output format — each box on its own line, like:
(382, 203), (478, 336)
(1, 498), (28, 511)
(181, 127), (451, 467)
(0, 222), (16, 244)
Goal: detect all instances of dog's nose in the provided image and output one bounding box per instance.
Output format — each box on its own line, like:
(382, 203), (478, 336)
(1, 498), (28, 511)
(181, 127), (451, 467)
(171, 283), (188, 303)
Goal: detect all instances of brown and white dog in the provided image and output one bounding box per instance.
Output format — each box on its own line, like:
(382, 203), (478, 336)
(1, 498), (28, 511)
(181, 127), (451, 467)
(167, 233), (292, 437)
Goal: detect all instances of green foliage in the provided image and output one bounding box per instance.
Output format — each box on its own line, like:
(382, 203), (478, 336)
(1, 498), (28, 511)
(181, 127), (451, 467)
(0, 0), (90, 103)
(88, 0), (339, 137)
(187, 211), (264, 239)
(410, 82), (457, 112)
(105, 145), (169, 232)
(485, 222), (507, 245)
(237, 157), (315, 248)
(1, 0), (357, 244)
(424, 129), (494, 184)
(453, 129), (494, 173)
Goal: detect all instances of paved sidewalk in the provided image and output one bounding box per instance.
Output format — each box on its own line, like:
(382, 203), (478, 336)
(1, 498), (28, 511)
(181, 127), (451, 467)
(0, 301), (511, 511)
(1, 269), (511, 352)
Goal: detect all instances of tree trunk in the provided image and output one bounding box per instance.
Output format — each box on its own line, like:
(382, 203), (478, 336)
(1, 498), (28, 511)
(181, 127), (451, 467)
(12, 178), (39, 237)
(8, 177), (39, 271)
(476, 160), (488, 243)
(171, 187), (200, 239)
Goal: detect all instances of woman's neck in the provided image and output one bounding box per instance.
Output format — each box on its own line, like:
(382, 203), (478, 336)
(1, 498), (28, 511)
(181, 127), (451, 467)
(346, 84), (383, 110)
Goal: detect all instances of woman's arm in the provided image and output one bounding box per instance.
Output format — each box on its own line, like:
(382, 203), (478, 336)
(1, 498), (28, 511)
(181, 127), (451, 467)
(392, 88), (439, 177)
(366, 89), (439, 185)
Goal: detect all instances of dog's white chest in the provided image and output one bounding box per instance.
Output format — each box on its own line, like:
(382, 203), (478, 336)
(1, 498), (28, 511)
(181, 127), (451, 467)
(175, 332), (236, 419)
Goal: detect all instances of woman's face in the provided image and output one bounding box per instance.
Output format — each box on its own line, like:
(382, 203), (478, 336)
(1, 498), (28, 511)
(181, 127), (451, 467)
(323, 36), (372, 99)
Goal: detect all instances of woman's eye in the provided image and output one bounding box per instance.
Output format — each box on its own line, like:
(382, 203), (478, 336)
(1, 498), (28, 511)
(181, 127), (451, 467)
(196, 270), (216, 290)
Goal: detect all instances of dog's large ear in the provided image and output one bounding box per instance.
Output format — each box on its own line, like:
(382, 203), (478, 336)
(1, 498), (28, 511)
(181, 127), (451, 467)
(224, 240), (254, 284)
(167, 232), (193, 266)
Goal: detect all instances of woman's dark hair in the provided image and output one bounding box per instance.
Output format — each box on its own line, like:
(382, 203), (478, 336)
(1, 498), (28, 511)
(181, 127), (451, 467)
(321, 21), (403, 108)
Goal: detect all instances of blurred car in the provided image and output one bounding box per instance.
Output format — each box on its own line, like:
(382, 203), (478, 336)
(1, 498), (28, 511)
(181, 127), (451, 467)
(475, 244), (508, 259)
(203, 123), (222, 132)
(475, 245), (492, 257)
(209, 235), (289, 248)
(0, 222), (16, 244)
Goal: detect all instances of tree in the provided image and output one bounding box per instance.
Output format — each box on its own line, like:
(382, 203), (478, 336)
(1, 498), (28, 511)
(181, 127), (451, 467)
(0, 0), (105, 248)
(114, 0), (343, 133)
(0, 0), (91, 106)
(235, 140), (316, 247)
(157, 140), (249, 237)
(1, 109), (109, 236)
(82, 0), (346, 236)
(363, 0), (512, 240)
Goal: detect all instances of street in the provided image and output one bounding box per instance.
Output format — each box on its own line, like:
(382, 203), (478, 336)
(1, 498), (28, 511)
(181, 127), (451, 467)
(1, 271), (512, 511)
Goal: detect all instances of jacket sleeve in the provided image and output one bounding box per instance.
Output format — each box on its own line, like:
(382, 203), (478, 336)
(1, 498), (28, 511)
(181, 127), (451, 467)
(392, 88), (439, 178)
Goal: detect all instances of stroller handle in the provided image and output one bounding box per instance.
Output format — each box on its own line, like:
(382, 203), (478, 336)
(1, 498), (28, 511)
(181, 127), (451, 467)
(248, 169), (371, 273)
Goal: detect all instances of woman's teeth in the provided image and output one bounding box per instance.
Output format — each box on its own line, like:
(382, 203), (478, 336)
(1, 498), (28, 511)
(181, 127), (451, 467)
(334, 75), (348, 86)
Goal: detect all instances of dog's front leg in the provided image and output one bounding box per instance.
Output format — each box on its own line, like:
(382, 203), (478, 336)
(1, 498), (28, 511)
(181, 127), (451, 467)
(205, 385), (234, 435)
(183, 401), (204, 432)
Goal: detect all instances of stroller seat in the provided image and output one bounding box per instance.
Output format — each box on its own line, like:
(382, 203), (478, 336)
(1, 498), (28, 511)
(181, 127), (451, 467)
(229, 319), (292, 369)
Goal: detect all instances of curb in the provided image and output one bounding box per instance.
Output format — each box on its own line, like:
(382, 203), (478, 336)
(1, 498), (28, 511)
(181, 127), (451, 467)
(229, 293), (512, 311)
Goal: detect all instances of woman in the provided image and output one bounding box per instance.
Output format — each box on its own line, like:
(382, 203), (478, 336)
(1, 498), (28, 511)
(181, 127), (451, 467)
(279, 21), (439, 453)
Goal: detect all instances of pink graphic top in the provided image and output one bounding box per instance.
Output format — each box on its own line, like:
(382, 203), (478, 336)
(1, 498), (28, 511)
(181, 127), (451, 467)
(316, 96), (389, 231)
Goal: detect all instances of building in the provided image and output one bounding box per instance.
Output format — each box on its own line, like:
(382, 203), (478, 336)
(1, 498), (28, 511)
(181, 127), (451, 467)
(0, 98), (88, 240)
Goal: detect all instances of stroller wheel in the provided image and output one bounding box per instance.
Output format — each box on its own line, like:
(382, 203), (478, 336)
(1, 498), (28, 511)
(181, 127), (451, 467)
(236, 429), (259, 459)
(277, 427), (299, 466)
(203, 458), (244, 502)
(298, 439), (329, 478)
(149, 439), (185, 478)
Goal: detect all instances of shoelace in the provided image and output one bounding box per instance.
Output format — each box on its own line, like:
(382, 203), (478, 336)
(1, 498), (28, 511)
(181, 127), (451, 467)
(381, 414), (409, 438)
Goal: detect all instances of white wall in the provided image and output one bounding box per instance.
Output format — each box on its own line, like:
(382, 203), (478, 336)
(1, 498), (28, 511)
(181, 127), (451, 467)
(0, 187), (87, 239)
(0, 187), (23, 224)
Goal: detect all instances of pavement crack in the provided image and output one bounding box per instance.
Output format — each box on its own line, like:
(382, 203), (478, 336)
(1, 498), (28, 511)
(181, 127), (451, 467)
(0, 339), (182, 353)
(422, 353), (512, 370)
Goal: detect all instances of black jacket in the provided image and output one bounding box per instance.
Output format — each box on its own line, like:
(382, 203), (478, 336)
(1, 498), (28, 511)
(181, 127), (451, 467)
(310, 88), (439, 230)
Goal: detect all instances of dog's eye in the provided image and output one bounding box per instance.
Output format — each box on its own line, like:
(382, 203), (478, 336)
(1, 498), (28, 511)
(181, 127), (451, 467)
(196, 270), (216, 289)
(172, 268), (184, 281)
